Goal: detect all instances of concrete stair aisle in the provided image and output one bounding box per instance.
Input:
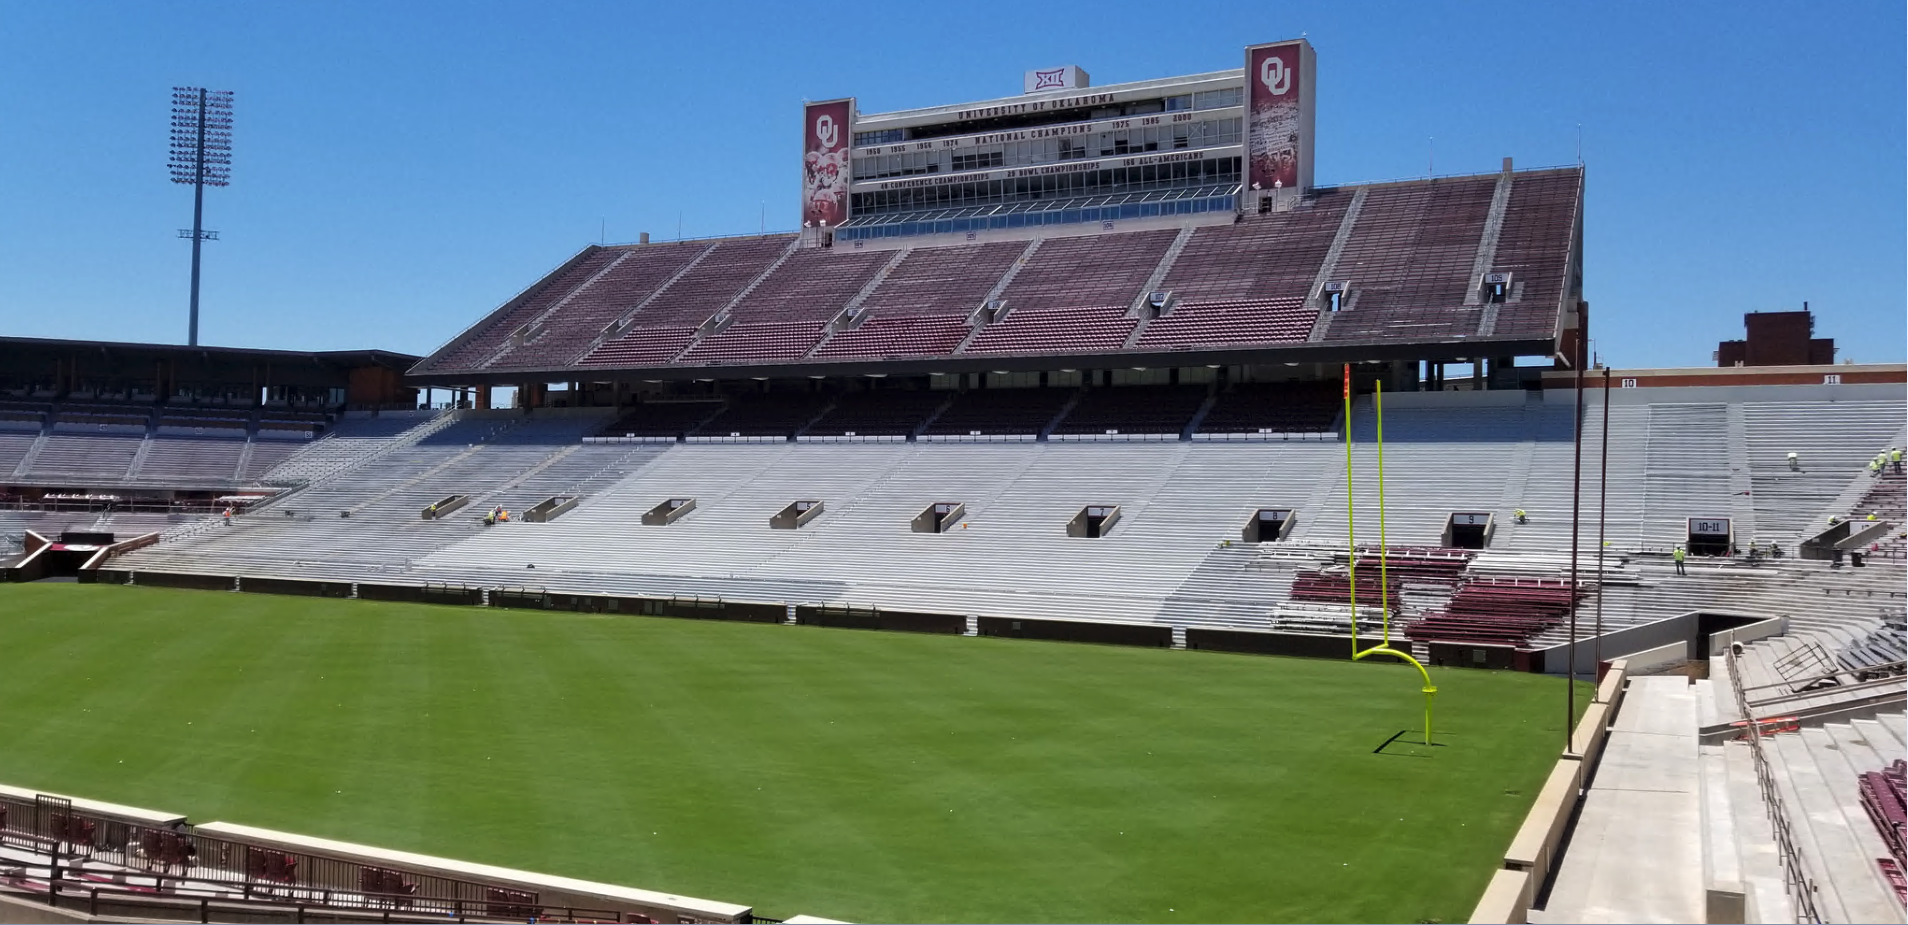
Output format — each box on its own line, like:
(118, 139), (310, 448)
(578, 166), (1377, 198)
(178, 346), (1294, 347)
(10, 432), (49, 478)
(1640, 403), (1734, 550)
(1715, 738), (1795, 923)
(1726, 403), (1760, 546)
(1536, 676), (1703, 924)
(1698, 729), (1749, 925)
(124, 435), (155, 478)
(233, 439), (256, 480)
(1764, 727), (1899, 923)
(1849, 713), (1905, 757)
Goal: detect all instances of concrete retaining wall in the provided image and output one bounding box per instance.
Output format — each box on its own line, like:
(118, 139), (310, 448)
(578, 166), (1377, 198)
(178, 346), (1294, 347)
(1481, 656), (1633, 923)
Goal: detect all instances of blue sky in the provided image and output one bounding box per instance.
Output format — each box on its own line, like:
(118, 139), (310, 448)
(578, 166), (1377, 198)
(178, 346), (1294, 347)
(1, 1), (1901, 368)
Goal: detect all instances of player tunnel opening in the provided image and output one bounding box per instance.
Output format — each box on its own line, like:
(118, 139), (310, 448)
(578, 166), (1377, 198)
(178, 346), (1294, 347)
(771, 500), (825, 530)
(1067, 505), (1121, 538)
(641, 498), (696, 526)
(522, 495), (578, 523)
(37, 531), (118, 579)
(1241, 508), (1296, 542)
(911, 502), (966, 533)
(1442, 512), (1494, 550)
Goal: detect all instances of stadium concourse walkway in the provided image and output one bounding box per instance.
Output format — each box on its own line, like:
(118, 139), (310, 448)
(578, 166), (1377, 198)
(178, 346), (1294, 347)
(1530, 676), (1704, 924)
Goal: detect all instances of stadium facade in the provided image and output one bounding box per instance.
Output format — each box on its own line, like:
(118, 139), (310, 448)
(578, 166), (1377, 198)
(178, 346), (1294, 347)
(410, 39), (1584, 409)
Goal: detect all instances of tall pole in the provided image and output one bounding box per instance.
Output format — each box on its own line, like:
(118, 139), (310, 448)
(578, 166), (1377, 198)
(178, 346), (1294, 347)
(1566, 343), (1586, 752)
(170, 86), (231, 347)
(1596, 367), (1611, 667)
(188, 89), (207, 346)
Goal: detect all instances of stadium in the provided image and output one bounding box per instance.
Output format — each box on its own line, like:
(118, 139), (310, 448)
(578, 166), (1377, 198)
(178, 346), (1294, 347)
(1, 34), (1904, 925)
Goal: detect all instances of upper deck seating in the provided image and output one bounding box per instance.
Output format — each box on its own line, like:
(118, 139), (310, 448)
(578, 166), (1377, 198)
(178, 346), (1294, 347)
(577, 236), (794, 368)
(855, 242), (1023, 318)
(1489, 170), (1581, 338)
(814, 316), (971, 361)
(1324, 175), (1497, 343)
(488, 242), (710, 370)
(1160, 191), (1349, 302)
(723, 248), (894, 324)
(423, 248), (622, 372)
(964, 306), (1135, 355)
(998, 230), (1176, 312)
(677, 249), (893, 362)
(1135, 298), (1317, 350)
(680, 321), (830, 364)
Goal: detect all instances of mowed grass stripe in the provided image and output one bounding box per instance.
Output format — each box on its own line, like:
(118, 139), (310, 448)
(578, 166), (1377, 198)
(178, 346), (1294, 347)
(0, 584), (1584, 924)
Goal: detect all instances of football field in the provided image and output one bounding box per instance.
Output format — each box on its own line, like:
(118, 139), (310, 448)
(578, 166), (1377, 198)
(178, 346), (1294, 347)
(0, 583), (1586, 923)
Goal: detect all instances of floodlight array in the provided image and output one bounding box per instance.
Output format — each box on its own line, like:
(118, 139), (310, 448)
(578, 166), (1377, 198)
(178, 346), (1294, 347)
(169, 87), (234, 186)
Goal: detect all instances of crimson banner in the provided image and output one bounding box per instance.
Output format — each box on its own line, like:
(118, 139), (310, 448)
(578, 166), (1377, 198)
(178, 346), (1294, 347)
(802, 99), (853, 227)
(1246, 41), (1308, 193)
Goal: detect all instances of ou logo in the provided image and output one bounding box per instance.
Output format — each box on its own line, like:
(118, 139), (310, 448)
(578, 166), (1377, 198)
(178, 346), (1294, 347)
(815, 114), (839, 149)
(1260, 56), (1291, 96)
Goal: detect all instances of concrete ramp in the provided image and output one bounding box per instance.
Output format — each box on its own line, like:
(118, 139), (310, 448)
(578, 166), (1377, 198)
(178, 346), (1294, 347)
(1534, 676), (1703, 923)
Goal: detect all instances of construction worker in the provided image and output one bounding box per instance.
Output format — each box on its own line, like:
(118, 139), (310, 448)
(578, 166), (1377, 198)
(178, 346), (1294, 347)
(1786, 451), (1800, 471)
(1893, 446), (1903, 474)
(483, 512), (495, 527)
(1673, 544), (1687, 576)
(1867, 512), (1879, 521)
(222, 507), (233, 527)
(1514, 509), (1528, 524)
(1870, 455), (1883, 477)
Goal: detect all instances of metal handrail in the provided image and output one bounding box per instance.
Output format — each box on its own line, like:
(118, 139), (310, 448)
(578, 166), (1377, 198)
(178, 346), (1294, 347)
(1726, 645), (1824, 924)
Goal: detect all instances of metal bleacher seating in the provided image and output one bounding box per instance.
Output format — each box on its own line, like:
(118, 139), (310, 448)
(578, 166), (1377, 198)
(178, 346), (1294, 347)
(424, 249), (626, 373)
(1195, 381), (1340, 437)
(488, 242), (710, 371)
(594, 401), (727, 440)
(689, 392), (832, 439)
(964, 306), (1135, 355)
(1488, 170), (1581, 339)
(1049, 385), (1208, 439)
(801, 390), (949, 439)
(921, 389), (1074, 439)
(1135, 298), (1318, 350)
(137, 437), (246, 482)
(1323, 175), (1498, 343)
(997, 230), (1176, 311)
(1158, 190), (1350, 302)
(576, 236), (794, 369)
(680, 248), (896, 364)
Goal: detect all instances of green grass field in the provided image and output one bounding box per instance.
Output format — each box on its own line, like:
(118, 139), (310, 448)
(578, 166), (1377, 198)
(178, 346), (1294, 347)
(0, 584), (1586, 923)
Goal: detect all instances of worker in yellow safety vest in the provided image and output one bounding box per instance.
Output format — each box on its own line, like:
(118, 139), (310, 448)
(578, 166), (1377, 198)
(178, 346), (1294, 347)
(1672, 545), (1687, 576)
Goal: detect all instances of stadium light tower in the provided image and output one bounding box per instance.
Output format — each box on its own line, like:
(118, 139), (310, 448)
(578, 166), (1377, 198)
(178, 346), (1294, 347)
(170, 87), (233, 346)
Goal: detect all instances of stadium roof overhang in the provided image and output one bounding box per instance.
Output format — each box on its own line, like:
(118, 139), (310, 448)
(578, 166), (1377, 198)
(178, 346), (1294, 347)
(404, 336), (1557, 387)
(0, 336), (420, 387)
